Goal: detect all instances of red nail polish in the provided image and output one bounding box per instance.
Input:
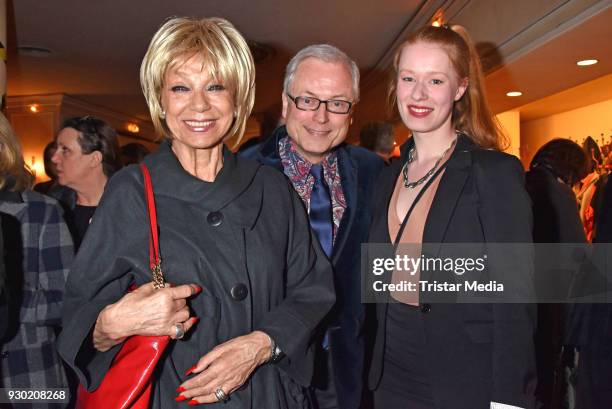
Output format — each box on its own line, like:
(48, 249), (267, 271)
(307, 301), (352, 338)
(175, 395), (187, 402)
(185, 365), (197, 376)
(193, 285), (202, 294)
(188, 399), (200, 406)
(176, 386), (185, 393)
(192, 317), (200, 325)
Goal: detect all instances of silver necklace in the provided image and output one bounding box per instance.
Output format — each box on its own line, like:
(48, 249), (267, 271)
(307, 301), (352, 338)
(402, 138), (457, 188)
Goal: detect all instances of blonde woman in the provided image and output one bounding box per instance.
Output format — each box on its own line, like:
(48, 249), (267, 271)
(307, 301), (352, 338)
(58, 17), (334, 408)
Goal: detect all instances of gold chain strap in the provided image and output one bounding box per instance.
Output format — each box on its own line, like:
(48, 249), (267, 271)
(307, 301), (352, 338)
(151, 261), (165, 289)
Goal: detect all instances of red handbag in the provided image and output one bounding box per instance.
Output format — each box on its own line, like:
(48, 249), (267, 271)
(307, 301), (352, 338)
(76, 163), (170, 409)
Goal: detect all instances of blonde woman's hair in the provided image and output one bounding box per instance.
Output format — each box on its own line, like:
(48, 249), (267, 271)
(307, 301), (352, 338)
(140, 16), (255, 147)
(0, 112), (34, 191)
(388, 24), (507, 150)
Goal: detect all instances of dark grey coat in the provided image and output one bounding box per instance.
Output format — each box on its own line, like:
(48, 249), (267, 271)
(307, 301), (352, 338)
(57, 141), (335, 409)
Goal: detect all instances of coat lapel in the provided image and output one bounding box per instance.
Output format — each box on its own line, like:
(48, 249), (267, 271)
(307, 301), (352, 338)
(423, 136), (474, 256)
(332, 148), (357, 264)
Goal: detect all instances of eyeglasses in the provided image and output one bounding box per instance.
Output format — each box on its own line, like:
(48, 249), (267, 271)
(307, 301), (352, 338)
(286, 94), (353, 114)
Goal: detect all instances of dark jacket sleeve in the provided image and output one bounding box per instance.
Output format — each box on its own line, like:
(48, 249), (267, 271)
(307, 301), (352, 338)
(474, 152), (537, 408)
(0, 215), (6, 340)
(57, 169), (148, 390)
(255, 176), (336, 386)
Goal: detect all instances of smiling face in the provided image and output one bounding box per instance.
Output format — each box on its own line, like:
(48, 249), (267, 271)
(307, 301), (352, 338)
(395, 41), (467, 137)
(160, 54), (235, 156)
(51, 127), (101, 189)
(282, 58), (355, 164)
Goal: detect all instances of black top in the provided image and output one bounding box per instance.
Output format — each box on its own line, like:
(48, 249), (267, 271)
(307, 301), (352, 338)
(67, 205), (96, 250)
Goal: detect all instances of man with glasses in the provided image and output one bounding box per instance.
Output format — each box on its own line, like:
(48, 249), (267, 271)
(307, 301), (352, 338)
(241, 44), (383, 409)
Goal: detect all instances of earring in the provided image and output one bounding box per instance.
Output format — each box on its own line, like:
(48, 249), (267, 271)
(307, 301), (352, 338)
(160, 110), (166, 119)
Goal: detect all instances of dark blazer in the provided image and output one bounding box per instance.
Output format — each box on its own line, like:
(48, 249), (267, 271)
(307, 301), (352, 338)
(0, 214), (6, 340)
(58, 141), (335, 409)
(368, 135), (537, 409)
(241, 126), (384, 409)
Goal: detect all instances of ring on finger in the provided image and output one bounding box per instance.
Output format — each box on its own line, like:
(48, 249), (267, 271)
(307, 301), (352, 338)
(174, 323), (185, 340)
(214, 387), (229, 403)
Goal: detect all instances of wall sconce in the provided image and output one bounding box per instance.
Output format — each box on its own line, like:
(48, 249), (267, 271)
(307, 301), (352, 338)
(431, 10), (445, 27)
(28, 155), (45, 180)
(126, 123), (140, 133)
(29, 104), (39, 113)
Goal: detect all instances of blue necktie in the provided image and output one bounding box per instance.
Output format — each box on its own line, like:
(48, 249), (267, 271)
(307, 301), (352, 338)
(309, 164), (333, 350)
(309, 164), (333, 258)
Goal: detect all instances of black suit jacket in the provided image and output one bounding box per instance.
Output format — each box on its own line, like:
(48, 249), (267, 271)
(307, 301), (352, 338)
(368, 135), (537, 409)
(241, 126), (384, 409)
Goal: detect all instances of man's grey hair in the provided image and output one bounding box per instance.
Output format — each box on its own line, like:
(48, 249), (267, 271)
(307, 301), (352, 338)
(283, 44), (360, 102)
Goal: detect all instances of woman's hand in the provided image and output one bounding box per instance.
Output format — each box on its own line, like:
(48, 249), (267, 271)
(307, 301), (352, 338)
(93, 282), (201, 351)
(176, 331), (272, 404)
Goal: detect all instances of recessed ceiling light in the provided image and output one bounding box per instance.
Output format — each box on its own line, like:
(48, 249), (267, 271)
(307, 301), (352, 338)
(506, 91), (522, 97)
(577, 59), (598, 66)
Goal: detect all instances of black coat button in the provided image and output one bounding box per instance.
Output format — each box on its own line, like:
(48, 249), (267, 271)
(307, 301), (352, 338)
(231, 283), (248, 301)
(207, 211), (223, 227)
(420, 303), (431, 313)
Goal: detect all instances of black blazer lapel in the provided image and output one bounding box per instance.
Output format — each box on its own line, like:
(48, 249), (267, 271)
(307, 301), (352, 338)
(423, 140), (473, 256)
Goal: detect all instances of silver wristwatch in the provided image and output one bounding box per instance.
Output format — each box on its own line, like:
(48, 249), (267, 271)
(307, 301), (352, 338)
(266, 334), (284, 363)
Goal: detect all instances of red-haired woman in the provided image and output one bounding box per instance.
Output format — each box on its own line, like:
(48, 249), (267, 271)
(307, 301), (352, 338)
(368, 25), (536, 408)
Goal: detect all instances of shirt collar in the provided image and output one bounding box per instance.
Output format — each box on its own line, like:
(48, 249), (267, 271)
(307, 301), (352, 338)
(279, 136), (338, 179)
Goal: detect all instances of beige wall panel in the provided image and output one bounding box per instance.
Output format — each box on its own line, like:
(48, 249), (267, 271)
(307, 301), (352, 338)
(521, 97), (612, 165)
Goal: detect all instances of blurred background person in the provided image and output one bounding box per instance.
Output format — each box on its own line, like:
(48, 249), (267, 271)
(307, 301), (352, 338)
(577, 136), (607, 242)
(359, 121), (397, 163)
(527, 139), (589, 243)
(33, 141), (60, 194)
(120, 142), (150, 166)
(525, 139), (589, 409)
(570, 159), (612, 408)
(51, 116), (122, 249)
(0, 112), (74, 407)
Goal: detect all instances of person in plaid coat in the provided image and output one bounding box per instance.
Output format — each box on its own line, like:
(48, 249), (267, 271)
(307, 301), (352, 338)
(0, 112), (74, 407)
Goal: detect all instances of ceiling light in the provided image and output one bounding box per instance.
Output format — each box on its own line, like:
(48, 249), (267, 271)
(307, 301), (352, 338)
(29, 104), (39, 113)
(577, 59), (598, 66)
(506, 91), (522, 97)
